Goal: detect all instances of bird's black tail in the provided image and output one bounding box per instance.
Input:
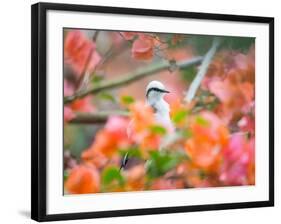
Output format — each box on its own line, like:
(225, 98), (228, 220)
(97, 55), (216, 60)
(119, 152), (129, 171)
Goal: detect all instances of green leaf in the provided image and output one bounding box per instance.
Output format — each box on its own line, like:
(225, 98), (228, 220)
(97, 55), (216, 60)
(98, 92), (116, 103)
(120, 95), (135, 105)
(180, 129), (192, 138)
(172, 110), (189, 124)
(221, 36), (255, 52)
(187, 35), (213, 55)
(149, 125), (167, 135)
(199, 170), (207, 180)
(91, 75), (104, 84)
(206, 102), (218, 111)
(146, 151), (187, 179)
(119, 147), (142, 159)
(102, 166), (125, 187)
(65, 125), (91, 159)
(63, 170), (69, 182)
(195, 116), (209, 126)
(181, 66), (197, 82)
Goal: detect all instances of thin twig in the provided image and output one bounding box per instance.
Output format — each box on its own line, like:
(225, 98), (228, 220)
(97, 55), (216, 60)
(64, 56), (203, 104)
(184, 38), (220, 103)
(76, 47), (94, 90)
(76, 31), (100, 92)
(70, 110), (129, 124)
(92, 30), (99, 42)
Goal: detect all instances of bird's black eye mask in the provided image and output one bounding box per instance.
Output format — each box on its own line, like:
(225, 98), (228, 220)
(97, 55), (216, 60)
(146, 87), (170, 98)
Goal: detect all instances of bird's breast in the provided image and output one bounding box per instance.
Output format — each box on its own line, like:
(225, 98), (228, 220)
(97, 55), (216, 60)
(154, 112), (175, 133)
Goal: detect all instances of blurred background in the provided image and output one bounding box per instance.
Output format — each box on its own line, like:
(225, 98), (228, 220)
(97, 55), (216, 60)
(63, 28), (255, 194)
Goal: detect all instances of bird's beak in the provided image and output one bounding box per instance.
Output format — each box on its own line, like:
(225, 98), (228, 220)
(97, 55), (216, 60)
(163, 89), (170, 93)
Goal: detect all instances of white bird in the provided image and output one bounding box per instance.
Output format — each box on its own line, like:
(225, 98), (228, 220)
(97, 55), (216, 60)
(145, 80), (174, 133)
(120, 81), (174, 170)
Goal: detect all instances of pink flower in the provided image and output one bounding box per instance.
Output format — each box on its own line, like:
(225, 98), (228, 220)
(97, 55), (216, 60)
(64, 30), (101, 76)
(64, 106), (75, 122)
(220, 134), (255, 185)
(238, 115), (255, 136)
(131, 34), (155, 60)
(64, 80), (74, 97)
(105, 116), (131, 142)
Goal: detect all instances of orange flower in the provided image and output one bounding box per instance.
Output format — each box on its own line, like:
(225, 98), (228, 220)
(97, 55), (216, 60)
(70, 96), (95, 113)
(139, 134), (161, 157)
(128, 102), (162, 156)
(82, 147), (108, 168)
(89, 130), (119, 157)
(179, 162), (219, 187)
(128, 102), (155, 135)
(125, 164), (146, 191)
(65, 164), (100, 194)
(185, 111), (229, 172)
(82, 116), (131, 164)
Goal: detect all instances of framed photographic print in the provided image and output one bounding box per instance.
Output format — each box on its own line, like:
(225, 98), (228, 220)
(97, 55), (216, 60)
(31, 2), (274, 222)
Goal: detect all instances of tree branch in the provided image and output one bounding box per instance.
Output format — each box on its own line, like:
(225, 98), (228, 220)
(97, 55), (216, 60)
(76, 31), (100, 91)
(184, 38), (220, 103)
(69, 110), (129, 124)
(64, 56), (203, 104)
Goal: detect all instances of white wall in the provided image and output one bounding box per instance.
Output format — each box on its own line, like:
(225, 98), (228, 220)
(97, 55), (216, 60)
(0, 0), (279, 223)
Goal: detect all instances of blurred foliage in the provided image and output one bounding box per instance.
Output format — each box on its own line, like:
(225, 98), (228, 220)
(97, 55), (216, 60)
(181, 65), (197, 82)
(97, 92), (116, 103)
(146, 151), (187, 179)
(63, 170), (69, 182)
(221, 36), (255, 52)
(119, 147), (142, 159)
(101, 166), (125, 192)
(64, 125), (97, 159)
(91, 74), (104, 84)
(171, 110), (189, 124)
(149, 125), (167, 135)
(120, 95), (135, 105)
(186, 35), (254, 54)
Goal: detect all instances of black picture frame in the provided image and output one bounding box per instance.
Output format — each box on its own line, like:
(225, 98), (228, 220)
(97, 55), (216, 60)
(31, 2), (274, 222)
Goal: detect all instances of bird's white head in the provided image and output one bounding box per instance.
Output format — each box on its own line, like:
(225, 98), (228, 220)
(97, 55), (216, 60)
(146, 81), (170, 105)
(145, 80), (174, 134)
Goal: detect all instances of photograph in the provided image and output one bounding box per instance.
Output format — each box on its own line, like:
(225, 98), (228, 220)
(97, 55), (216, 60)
(0, 0), (278, 223)
(63, 29), (256, 195)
